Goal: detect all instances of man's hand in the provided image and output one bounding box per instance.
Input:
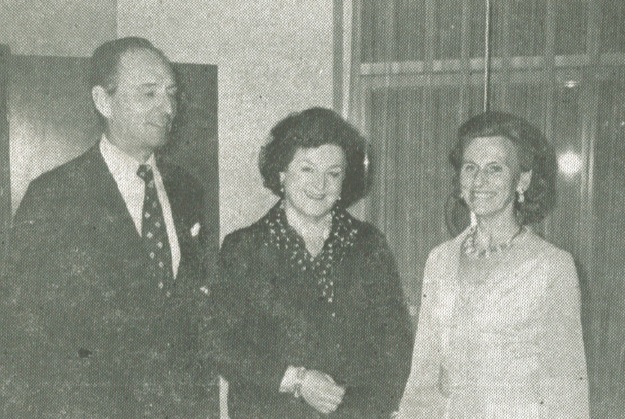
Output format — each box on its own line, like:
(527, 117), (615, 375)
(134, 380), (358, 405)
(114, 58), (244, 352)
(299, 369), (345, 415)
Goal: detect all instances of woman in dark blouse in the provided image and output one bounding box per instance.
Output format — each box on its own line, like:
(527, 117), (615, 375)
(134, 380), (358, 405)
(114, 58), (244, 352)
(201, 107), (413, 418)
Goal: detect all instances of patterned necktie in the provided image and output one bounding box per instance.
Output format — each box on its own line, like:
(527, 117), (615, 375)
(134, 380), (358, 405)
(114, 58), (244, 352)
(137, 164), (174, 290)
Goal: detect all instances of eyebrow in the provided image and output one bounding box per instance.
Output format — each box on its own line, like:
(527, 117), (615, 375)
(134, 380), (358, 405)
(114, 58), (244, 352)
(137, 82), (178, 89)
(300, 159), (345, 168)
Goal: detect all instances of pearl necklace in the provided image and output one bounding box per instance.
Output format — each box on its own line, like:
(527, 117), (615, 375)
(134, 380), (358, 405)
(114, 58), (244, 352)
(461, 225), (525, 258)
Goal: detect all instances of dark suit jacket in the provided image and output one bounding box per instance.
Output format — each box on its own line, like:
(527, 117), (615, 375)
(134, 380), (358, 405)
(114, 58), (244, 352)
(201, 206), (414, 418)
(1, 145), (218, 418)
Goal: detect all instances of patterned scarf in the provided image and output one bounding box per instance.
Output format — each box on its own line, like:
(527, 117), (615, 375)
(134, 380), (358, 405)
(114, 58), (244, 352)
(262, 201), (358, 303)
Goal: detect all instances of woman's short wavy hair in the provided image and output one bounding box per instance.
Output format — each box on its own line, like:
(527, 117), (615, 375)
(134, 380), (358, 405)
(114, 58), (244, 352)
(259, 107), (370, 208)
(449, 111), (557, 225)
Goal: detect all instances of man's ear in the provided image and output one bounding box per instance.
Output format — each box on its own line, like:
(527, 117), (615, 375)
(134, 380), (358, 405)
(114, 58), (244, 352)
(92, 86), (112, 119)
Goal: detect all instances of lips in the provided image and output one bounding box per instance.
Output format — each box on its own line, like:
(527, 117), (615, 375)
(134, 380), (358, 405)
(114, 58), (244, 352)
(304, 191), (326, 200)
(147, 117), (172, 129)
(470, 191), (496, 200)
(148, 122), (170, 129)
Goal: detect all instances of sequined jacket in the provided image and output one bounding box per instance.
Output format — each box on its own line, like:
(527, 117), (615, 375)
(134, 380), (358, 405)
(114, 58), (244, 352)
(201, 203), (414, 418)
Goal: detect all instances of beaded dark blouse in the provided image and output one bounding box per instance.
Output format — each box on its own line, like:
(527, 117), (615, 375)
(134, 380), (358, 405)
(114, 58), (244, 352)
(201, 202), (414, 418)
(263, 202), (358, 303)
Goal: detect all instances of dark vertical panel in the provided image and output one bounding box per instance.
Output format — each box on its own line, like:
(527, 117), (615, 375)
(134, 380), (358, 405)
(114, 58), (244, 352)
(489, 0), (509, 59)
(368, 84), (468, 305)
(166, 63), (219, 280)
(490, 0), (513, 107)
(468, 0), (487, 58)
(380, 90), (399, 247)
(589, 74), (625, 418)
(554, 0), (588, 55)
(348, 0), (363, 123)
(509, 0), (546, 56)
(394, 0), (426, 61)
(505, 81), (547, 125)
(429, 84), (464, 240)
(361, 0), (389, 62)
(0, 45), (9, 273)
(360, 0), (426, 62)
(9, 55), (97, 212)
(400, 89), (422, 300)
(391, 90), (411, 297)
(332, 0), (344, 112)
(547, 83), (584, 254)
(404, 0), (437, 305)
(468, 82), (486, 118)
(600, 0), (625, 53)
(458, 0), (473, 120)
(368, 89), (390, 236)
(433, 0), (463, 59)
(540, 0), (557, 170)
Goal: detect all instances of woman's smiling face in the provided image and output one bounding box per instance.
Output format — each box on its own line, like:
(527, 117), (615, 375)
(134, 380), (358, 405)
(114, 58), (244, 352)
(280, 144), (346, 220)
(460, 135), (530, 221)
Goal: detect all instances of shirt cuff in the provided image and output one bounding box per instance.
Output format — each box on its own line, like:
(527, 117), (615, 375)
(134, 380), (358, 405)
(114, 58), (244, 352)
(279, 365), (302, 393)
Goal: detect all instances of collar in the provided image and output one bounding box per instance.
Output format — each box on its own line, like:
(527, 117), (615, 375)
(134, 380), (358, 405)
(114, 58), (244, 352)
(99, 134), (157, 176)
(261, 201), (359, 303)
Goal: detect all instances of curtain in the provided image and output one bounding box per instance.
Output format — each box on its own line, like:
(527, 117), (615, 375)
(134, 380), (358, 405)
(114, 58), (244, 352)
(345, 0), (625, 417)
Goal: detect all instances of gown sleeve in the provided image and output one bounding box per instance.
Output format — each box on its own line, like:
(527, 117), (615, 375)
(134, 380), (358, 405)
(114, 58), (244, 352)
(537, 251), (590, 418)
(397, 246), (449, 418)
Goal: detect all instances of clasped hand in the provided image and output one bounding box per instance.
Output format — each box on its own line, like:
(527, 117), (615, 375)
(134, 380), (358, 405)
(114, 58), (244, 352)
(300, 369), (345, 415)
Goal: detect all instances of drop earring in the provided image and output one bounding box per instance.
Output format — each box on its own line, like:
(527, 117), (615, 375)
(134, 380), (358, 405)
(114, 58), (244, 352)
(517, 189), (525, 203)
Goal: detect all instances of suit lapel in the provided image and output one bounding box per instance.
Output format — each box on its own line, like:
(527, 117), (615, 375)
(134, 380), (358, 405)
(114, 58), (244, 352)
(82, 146), (145, 258)
(158, 163), (187, 241)
(158, 162), (200, 279)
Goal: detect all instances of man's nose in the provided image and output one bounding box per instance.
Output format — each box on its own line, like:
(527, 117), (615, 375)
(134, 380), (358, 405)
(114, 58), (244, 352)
(160, 93), (176, 116)
(473, 168), (488, 186)
(312, 172), (326, 190)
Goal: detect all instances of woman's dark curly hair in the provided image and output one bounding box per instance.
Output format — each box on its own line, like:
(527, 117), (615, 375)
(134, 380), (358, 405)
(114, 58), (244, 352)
(259, 107), (370, 208)
(449, 111), (557, 225)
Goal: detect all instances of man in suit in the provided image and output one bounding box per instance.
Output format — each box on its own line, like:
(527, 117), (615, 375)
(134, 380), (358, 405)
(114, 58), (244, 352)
(1, 37), (217, 417)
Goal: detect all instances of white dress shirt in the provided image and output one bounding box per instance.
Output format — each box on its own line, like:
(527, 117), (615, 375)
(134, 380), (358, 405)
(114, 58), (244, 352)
(99, 135), (181, 278)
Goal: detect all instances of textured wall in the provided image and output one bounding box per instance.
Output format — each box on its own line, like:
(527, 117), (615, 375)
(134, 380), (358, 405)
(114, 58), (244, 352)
(2, 0), (334, 239)
(0, 0), (116, 56)
(117, 0), (334, 239)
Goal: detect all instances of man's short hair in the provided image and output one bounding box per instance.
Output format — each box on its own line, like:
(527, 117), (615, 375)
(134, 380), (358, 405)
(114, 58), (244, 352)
(89, 37), (170, 94)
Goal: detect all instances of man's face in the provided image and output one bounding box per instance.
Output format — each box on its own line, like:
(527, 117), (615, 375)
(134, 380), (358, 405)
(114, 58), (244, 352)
(104, 49), (177, 159)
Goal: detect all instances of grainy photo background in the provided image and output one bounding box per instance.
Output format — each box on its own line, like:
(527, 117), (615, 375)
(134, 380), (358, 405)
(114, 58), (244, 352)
(1, 1), (624, 417)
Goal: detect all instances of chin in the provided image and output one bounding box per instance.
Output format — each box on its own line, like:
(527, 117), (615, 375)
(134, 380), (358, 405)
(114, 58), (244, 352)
(470, 203), (515, 219)
(149, 136), (169, 149)
(304, 208), (332, 218)
(298, 203), (333, 218)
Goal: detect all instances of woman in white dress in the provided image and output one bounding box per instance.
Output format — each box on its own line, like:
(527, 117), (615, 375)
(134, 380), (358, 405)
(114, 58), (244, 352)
(397, 111), (590, 418)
